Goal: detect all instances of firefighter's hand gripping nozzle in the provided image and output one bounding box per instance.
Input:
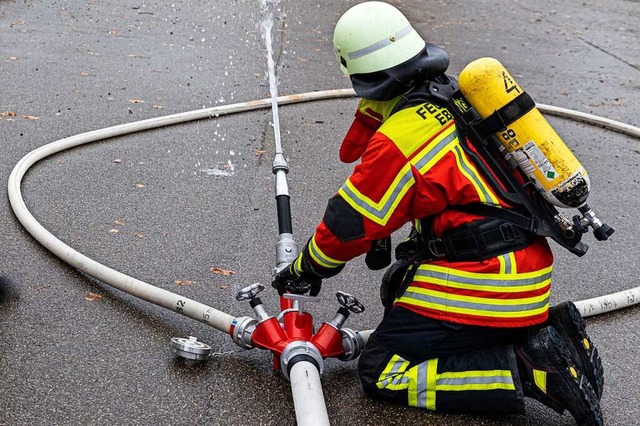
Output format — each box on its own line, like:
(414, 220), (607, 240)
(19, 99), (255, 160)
(453, 57), (614, 255)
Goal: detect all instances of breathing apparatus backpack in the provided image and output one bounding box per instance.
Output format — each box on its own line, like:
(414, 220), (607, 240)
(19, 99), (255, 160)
(395, 57), (614, 257)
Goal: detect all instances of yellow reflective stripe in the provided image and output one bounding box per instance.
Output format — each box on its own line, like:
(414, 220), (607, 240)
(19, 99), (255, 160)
(413, 264), (552, 293)
(399, 286), (550, 317)
(425, 263), (552, 279)
(413, 219), (422, 234)
(397, 292), (549, 318)
(376, 355), (410, 391)
(338, 163), (414, 226)
(435, 369), (515, 392)
(509, 252), (518, 274)
(411, 126), (458, 174)
(451, 144), (500, 205)
(533, 369), (547, 393)
(408, 278), (551, 296)
(411, 359), (425, 408)
(497, 252), (517, 275)
(436, 382), (515, 391)
(437, 370), (513, 379)
(426, 359), (437, 410)
(382, 375), (410, 390)
(407, 358), (437, 409)
(292, 255), (304, 275)
(407, 286), (550, 307)
(308, 235), (346, 269)
(412, 274), (551, 293)
(406, 365), (419, 406)
(497, 254), (508, 275)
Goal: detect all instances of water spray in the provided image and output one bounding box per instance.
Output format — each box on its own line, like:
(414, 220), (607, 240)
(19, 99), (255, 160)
(260, 0), (284, 155)
(260, 0), (299, 272)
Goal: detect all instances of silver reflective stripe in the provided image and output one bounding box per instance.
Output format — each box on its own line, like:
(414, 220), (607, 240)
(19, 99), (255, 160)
(339, 125), (456, 225)
(388, 357), (406, 374)
(415, 268), (552, 288)
(436, 375), (514, 387)
(499, 254), (513, 274)
(416, 361), (428, 408)
(403, 290), (549, 313)
(348, 25), (413, 60)
(309, 238), (344, 268)
(413, 131), (457, 171)
(391, 375), (409, 386)
(452, 144), (495, 203)
(339, 168), (414, 221)
(379, 357), (409, 387)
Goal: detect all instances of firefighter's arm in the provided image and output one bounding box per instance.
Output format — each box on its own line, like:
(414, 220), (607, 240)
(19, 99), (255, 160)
(340, 106), (383, 163)
(273, 136), (415, 295)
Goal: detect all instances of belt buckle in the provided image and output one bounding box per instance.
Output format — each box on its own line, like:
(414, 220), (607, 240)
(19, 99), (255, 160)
(428, 238), (446, 258)
(499, 223), (518, 242)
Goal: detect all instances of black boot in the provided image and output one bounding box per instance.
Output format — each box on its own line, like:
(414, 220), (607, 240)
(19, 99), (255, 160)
(548, 301), (604, 399)
(516, 326), (603, 426)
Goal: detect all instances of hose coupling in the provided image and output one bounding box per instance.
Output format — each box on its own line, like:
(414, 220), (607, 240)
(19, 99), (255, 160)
(231, 316), (258, 350)
(338, 328), (365, 361)
(280, 341), (324, 381)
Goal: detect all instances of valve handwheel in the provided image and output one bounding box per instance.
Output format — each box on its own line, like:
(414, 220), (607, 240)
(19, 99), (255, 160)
(336, 291), (365, 314)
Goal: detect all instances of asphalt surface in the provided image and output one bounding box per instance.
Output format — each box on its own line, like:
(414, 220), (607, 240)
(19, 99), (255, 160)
(1, 0), (639, 425)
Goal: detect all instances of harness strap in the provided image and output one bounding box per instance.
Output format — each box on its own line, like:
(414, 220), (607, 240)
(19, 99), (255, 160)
(419, 204), (537, 262)
(449, 203), (539, 233)
(472, 91), (536, 138)
(426, 217), (535, 262)
(390, 74), (459, 116)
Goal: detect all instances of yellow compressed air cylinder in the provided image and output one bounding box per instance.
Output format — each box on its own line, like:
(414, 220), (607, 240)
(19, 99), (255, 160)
(458, 57), (589, 209)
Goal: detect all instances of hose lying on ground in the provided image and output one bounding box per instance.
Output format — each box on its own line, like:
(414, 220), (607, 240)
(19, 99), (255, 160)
(8, 88), (640, 321)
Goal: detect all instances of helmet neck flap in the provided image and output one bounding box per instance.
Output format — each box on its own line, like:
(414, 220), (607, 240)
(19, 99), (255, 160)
(350, 43), (450, 101)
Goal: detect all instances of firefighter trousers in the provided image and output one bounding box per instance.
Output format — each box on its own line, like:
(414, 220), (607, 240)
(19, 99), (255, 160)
(358, 307), (532, 413)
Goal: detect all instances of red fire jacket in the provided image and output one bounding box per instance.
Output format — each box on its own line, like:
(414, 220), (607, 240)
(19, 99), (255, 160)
(301, 96), (553, 328)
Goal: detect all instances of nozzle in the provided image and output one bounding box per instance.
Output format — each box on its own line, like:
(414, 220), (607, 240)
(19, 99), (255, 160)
(272, 153), (289, 174)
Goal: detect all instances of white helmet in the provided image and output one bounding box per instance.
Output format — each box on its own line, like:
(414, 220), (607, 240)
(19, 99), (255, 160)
(333, 1), (449, 100)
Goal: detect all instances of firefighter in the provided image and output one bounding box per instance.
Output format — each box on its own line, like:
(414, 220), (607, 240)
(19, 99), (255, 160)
(273, 1), (603, 424)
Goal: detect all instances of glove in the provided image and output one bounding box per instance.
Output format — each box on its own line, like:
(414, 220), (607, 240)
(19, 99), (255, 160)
(272, 262), (322, 297)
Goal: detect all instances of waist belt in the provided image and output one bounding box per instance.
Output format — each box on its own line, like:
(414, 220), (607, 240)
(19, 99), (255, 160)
(422, 217), (535, 262)
(380, 217), (534, 311)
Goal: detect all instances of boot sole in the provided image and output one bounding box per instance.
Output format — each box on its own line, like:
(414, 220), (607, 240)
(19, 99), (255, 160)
(545, 327), (604, 426)
(549, 302), (604, 399)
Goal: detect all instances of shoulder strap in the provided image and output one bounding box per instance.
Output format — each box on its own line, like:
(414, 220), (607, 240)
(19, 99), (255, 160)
(446, 91), (588, 256)
(388, 76), (587, 255)
(390, 74), (459, 116)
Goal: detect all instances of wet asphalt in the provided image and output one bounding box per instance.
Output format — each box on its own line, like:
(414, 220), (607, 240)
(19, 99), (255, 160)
(1, 0), (639, 425)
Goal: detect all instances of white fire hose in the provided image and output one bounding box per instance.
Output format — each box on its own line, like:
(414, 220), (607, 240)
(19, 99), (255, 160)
(7, 88), (640, 425)
(7, 89), (355, 335)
